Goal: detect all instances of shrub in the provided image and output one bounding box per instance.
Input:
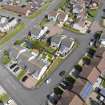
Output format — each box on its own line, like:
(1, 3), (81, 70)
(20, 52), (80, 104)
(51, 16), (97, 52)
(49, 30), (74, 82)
(54, 87), (63, 95)
(88, 47), (96, 57)
(65, 76), (75, 84)
(14, 40), (23, 45)
(74, 64), (82, 72)
(83, 56), (91, 65)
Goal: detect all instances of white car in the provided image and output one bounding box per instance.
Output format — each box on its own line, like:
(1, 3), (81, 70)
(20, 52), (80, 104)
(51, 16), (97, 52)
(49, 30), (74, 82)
(4, 98), (17, 105)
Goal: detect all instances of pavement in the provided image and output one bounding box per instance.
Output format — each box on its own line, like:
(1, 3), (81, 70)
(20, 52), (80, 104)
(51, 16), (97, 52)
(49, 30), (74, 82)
(0, 0), (105, 105)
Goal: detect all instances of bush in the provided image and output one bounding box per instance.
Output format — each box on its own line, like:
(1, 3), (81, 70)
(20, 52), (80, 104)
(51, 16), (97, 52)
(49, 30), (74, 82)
(54, 87), (63, 95)
(3, 50), (9, 56)
(74, 64), (82, 72)
(2, 55), (10, 65)
(88, 47), (96, 57)
(14, 40), (23, 45)
(65, 76), (75, 84)
(83, 56), (91, 65)
(31, 40), (49, 51)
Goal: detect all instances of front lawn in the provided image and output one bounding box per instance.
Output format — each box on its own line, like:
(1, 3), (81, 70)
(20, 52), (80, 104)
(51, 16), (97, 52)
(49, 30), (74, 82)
(0, 23), (25, 47)
(0, 93), (9, 103)
(17, 69), (26, 80)
(2, 50), (10, 65)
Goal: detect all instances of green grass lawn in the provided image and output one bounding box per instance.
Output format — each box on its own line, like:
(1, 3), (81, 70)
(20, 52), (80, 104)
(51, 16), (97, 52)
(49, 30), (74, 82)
(0, 93), (9, 103)
(16, 69), (26, 80)
(40, 18), (50, 27)
(36, 57), (63, 87)
(0, 23), (25, 47)
(102, 79), (105, 88)
(87, 8), (98, 21)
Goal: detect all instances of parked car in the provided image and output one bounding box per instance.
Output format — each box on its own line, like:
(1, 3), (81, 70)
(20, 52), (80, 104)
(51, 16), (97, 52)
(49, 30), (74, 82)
(10, 63), (17, 69)
(13, 66), (19, 73)
(47, 92), (61, 105)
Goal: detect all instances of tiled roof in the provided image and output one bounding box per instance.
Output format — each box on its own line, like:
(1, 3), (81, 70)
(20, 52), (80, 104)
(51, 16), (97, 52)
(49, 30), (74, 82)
(80, 64), (100, 84)
(57, 90), (84, 105)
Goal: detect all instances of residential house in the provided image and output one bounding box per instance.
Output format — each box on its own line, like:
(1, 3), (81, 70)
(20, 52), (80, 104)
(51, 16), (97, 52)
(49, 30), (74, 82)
(10, 45), (50, 80)
(47, 11), (58, 22)
(47, 10), (68, 26)
(56, 90), (85, 105)
(70, 0), (92, 33)
(58, 38), (75, 56)
(50, 35), (65, 48)
(71, 78), (93, 101)
(30, 27), (48, 39)
(0, 16), (19, 33)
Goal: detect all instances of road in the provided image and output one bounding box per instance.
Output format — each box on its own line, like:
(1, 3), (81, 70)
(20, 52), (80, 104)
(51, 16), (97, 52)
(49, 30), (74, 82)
(0, 0), (105, 105)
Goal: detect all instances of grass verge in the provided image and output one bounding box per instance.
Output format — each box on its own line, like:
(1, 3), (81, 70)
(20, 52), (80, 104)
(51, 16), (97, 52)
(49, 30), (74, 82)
(16, 69), (26, 80)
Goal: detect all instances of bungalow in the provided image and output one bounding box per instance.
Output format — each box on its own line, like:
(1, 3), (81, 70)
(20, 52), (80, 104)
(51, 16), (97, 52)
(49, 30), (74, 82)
(56, 90), (85, 105)
(50, 35), (66, 48)
(58, 38), (75, 56)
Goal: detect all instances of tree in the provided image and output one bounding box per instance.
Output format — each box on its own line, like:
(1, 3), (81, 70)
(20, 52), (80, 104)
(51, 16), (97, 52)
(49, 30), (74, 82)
(59, 71), (66, 77)
(88, 47), (96, 57)
(94, 31), (102, 41)
(2, 55), (10, 65)
(31, 40), (48, 51)
(2, 50), (10, 65)
(83, 56), (91, 65)
(74, 64), (82, 72)
(54, 87), (63, 95)
(14, 40), (22, 45)
(65, 76), (75, 84)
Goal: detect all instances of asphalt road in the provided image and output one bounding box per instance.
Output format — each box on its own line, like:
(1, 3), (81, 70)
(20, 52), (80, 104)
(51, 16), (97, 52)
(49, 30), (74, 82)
(0, 0), (105, 105)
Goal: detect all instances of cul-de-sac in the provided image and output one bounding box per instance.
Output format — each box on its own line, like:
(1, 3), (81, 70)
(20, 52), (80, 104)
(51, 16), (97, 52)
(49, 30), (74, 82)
(0, 0), (105, 105)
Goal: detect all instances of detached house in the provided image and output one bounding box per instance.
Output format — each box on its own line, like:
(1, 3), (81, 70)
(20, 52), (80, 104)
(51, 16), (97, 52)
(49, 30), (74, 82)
(47, 10), (68, 26)
(58, 38), (75, 56)
(10, 45), (50, 80)
(51, 35), (66, 48)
